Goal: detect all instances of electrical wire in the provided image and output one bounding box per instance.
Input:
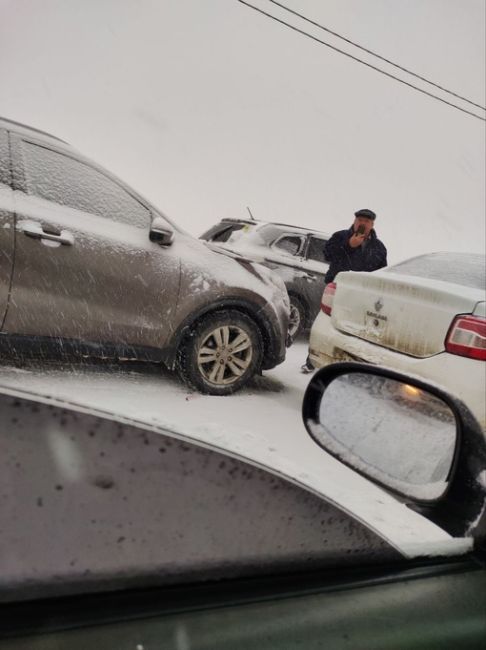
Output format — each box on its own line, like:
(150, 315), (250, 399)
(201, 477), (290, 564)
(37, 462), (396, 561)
(267, 0), (486, 112)
(236, 0), (486, 122)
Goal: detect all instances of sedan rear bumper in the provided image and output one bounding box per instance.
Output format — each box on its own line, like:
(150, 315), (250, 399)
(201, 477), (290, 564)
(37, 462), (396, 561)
(309, 311), (486, 431)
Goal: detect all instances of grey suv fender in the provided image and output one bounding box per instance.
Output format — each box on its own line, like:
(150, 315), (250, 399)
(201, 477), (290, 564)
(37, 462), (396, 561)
(163, 298), (285, 372)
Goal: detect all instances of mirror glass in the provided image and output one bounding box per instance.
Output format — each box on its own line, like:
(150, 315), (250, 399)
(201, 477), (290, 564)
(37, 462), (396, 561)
(316, 372), (457, 500)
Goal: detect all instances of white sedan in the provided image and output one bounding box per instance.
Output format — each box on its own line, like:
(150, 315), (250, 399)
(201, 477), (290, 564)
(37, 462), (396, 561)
(308, 252), (486, 430)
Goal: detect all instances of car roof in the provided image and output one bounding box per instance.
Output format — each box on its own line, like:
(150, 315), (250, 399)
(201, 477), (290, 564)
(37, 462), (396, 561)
(218, 218), (330, 238)
(0, 116), (188, 234)
(0, 116), (69, 146)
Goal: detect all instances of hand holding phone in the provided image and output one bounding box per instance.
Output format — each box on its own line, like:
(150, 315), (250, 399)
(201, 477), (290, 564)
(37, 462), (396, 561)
(349, 224), (366, 248)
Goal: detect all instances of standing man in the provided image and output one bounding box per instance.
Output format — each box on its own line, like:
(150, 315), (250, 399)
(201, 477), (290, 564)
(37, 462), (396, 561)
(301, 208), (387, 372)
(324, 208), (387, 283)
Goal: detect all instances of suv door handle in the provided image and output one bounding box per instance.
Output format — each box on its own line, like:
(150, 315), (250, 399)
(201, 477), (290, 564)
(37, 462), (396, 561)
(19, 222), (74, 246)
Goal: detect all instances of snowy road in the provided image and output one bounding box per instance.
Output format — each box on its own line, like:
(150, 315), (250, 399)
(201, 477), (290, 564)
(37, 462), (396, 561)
(0, 341), (312, 458)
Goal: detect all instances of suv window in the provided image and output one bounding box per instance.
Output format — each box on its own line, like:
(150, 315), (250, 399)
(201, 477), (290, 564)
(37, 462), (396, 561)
(306, 236), (329, 263)
(274, 235), (304, 256)
(0, 129), (10, 186)
(20, 141), (150, 228)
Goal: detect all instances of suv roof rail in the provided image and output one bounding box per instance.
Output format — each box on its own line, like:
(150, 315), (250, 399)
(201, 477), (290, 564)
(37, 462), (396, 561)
(0, 116), (69, 145)
(220, 217), (326, 235)
(221, 218), (260, 225)
(218, 217), (329, 237)
(270, 221), (327, 235)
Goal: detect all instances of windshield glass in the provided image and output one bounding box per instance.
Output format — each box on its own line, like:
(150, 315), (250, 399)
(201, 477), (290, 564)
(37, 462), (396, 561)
(388, 253), (486, 290)
(0, 0), (484, 605)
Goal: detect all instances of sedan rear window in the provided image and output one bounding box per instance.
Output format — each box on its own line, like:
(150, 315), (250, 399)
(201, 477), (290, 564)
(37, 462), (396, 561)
(388, 253), (486, 290)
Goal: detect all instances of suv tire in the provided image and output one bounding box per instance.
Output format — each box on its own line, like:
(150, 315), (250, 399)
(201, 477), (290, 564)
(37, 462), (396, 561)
(288, 295), (305, 339)
(177, 310), (263, 395)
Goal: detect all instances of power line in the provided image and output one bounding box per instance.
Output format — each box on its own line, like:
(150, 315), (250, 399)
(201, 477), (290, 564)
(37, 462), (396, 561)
(236, 0), (486, 122)
(268, 0), (486, 112)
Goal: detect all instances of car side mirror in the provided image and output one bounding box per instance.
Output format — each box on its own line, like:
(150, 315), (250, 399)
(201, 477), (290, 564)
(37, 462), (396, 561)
(150, 216), (174, 246)
(302, 363), (486, 540)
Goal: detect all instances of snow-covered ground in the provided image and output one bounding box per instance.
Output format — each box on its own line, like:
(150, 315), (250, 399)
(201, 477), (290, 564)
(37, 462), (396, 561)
(0, 341), (470, 556)
(0, 341), (314, 463)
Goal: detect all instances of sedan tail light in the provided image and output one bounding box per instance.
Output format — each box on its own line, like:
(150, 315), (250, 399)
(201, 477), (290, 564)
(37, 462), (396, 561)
(321, 282), (336, 316)
(445, 315), (486, 361)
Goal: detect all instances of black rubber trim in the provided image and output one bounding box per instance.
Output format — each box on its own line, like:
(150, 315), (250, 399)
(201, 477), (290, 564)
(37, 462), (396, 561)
(0, 556), (482, 639)
(303, 362), (486, 539)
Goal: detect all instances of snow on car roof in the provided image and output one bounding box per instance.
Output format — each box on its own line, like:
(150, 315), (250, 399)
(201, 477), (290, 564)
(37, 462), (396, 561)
(220, 218), (330, 238)
(0, 116), (69, 145)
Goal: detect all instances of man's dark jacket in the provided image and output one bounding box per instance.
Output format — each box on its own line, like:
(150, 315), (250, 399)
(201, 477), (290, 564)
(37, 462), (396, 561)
(324, 226), (387, 283)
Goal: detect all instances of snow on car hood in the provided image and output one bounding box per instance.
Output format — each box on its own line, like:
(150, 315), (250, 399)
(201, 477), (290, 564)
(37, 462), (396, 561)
(178, 235), (288, 304)
(0, 378), (472, 559)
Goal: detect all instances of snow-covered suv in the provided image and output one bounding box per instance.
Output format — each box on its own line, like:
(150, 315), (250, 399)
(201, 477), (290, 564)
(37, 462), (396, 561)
(201, 218), (331, 338)
(0, 118), (289, 395)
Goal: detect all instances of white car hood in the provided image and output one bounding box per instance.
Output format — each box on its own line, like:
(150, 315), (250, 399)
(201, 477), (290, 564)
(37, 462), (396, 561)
(0, 381), (472, 559)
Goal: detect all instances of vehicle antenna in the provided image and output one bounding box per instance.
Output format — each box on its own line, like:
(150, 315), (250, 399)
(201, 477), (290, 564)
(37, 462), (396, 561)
(246, 206), (256, 221)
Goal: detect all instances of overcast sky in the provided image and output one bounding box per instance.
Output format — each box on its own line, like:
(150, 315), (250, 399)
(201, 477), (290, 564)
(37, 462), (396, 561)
(1, 0), (485, 262)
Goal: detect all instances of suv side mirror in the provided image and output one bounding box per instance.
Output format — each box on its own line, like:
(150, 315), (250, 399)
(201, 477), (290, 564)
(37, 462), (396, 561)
(302, 363), (486, 540)
(150, 216), (174, 246)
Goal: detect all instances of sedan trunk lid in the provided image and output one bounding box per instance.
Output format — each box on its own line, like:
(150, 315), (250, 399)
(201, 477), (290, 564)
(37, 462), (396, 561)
(331, 271), (482, 358)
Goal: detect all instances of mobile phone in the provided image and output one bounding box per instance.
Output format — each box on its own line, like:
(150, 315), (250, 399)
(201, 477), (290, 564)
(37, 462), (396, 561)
(356, 224), (366, 235)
